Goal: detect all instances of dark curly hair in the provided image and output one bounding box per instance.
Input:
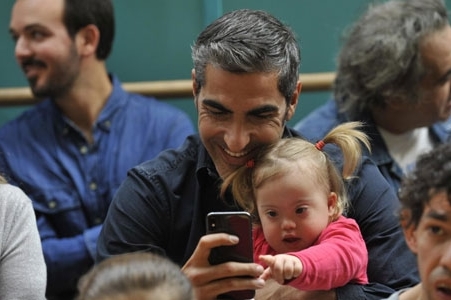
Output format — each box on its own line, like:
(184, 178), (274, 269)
(398, 142), (451, 227)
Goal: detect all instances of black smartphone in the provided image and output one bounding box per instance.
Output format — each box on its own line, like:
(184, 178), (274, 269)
(206, 211), (255, 300)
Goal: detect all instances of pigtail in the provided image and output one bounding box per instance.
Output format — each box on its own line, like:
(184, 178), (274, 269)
(321, 121), (371, 179)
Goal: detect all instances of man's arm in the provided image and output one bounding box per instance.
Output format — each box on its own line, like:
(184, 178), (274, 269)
(98, 170), (266, 300)
(96, 171), (169, 261)
(182, 233), (265, 300)
(1, 187), (47, 300)
(256, 280), (337, 300)
(0, 151), (99, 296)
(336, 158), (419, 299)
(38, 217), (101, 296)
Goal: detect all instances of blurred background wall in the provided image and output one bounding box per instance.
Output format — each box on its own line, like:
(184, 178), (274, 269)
(1, 0), (450, 128)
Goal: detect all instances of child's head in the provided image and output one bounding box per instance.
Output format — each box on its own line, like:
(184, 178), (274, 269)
(221, 121), (369, 253)
(399, 142), (451, 227)
(252, 138), (345, 253)
(77, 252), (194, 300)
(398, 143), (451, 299)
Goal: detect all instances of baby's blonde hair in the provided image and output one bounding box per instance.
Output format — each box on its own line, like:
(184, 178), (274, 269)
(221, 121), (370, 222)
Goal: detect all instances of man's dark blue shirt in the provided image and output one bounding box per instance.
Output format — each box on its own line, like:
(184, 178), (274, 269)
(97, 128), (419, 300)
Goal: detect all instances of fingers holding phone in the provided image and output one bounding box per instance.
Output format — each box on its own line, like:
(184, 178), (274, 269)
(182, 230), (264, 300)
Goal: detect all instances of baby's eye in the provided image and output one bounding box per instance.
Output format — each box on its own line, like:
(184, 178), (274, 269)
(295, 207), (307, 214)
(266, 211), (277, 218)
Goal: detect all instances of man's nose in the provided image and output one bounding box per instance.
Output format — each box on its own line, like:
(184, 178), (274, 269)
(223, 122), (250, 153)
(15, 36), (32, 62)
(440, 241), (451, 269)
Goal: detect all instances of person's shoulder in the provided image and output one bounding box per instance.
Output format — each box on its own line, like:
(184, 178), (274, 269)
(0, 100), (52, 135)
(130, 134), (201, 177)
(110, 75), (189, 115)
(122, 91), (194, 133)
(352, 155), (385, 180)
(124, 91), (189, 115)
(431, 117), (451, 142)
(0, 101), (54, 154)
(111, 75), (193, 127)
(346, 155), (396, 205)
(381, 289), (406, 300)
(293, 99), (340, 142)
(0, 184), (31, 210)
(335, 215), (358, 226)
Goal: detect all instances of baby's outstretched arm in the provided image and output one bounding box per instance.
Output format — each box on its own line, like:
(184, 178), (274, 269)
(259, 254), (303, 284)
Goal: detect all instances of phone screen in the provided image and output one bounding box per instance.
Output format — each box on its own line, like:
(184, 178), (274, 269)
(206, 211), (255, 300)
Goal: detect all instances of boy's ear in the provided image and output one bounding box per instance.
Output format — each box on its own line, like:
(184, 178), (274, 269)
(400, 210), (418, 254)
(403, 224), (418, 254)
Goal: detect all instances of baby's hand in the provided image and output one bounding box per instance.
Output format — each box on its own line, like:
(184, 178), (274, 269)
(259, 254), (303, 285)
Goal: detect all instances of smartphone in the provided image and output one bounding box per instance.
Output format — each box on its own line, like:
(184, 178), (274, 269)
(206, 211), (255, 300)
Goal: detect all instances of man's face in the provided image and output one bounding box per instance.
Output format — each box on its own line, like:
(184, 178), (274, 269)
(404, 191), (451, 300)
(9, 0), (81, 98)
(194, 64), (300, 178)
(417, 25), (451, 124)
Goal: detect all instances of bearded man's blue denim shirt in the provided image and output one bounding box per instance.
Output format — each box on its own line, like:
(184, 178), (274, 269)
(0, 75), (195, 299)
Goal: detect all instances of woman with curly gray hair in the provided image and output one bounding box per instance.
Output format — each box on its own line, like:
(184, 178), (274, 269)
(295, 0), (451, 194)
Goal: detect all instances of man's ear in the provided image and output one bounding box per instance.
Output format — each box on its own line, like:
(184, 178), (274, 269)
(191, 69), (197, 96)
(285, 80), (302, 121)
(403, 224), (418, 254)
(191, 69), (198, 109)
(76, 24), (100, 57)
(400, 210), (418, 254)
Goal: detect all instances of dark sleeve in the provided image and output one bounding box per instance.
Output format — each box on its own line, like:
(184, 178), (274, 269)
(96, 167), (169, 262)
(336, 158), (419, 300)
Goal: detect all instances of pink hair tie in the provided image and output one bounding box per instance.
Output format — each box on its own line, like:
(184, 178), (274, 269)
(315, 140), (325, 151)
(245, 159), (255, 168)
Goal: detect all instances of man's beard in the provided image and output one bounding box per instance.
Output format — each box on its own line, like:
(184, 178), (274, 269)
(29, 75), (75, 99)
(27, 45), (80, 99)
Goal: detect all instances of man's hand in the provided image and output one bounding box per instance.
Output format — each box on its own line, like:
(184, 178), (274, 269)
(259, 254), (303, 284)
(182, 233), (265, 300)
